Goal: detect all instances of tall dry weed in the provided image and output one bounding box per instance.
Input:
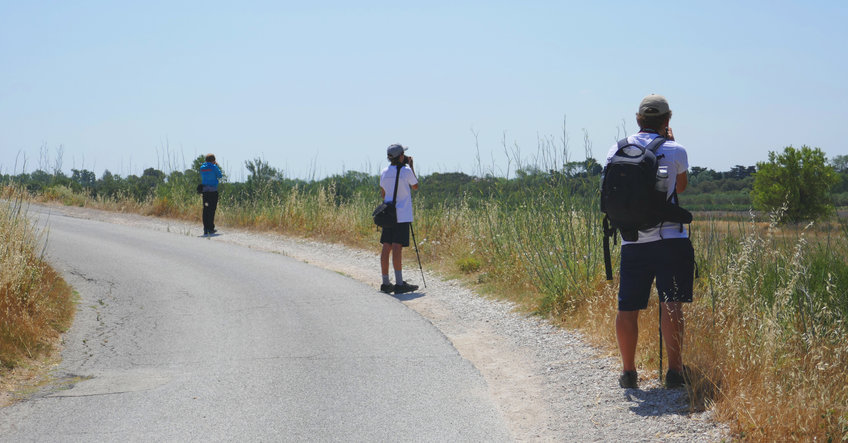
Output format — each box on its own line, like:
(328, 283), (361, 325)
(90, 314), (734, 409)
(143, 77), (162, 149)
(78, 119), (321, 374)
(685, 212), (848, 441)
(0, 186), (75, 369)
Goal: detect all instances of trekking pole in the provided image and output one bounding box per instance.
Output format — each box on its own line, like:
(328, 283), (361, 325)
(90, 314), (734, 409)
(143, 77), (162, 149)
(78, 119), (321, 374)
(659, 303), (663, 384)
(409, 223), (426, 288)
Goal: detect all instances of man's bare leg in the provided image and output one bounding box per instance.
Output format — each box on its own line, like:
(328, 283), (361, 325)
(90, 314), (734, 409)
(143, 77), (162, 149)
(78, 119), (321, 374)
(661, 302), (684, 372)
(616, 310), (640, 372)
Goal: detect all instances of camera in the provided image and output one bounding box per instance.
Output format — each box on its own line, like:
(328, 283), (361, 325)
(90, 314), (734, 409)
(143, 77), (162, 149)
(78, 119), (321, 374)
(402, 157), (410, 165)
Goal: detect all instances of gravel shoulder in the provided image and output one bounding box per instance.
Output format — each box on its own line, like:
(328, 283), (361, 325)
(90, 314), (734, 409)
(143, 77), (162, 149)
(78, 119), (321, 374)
(32, 203), (729, 442)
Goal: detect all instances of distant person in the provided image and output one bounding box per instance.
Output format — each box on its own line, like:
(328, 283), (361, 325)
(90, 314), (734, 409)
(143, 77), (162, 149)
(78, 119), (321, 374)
(199, 154), (223, 236)
(605, 95), (694, 389)
(379, 144), (419, 294)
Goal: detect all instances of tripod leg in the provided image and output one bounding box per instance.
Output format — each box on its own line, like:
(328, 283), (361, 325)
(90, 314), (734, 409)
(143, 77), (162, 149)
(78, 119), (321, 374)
(410, 223), (426, 288)
(659, 304), (663, 383)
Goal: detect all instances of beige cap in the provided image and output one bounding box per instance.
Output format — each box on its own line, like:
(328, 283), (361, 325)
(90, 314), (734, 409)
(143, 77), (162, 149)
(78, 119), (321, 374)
(638, 94), (671, 116)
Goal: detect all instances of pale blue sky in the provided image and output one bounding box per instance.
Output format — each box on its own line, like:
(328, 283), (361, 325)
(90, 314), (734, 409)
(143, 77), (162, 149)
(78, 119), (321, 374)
(2, 1), (847, 180)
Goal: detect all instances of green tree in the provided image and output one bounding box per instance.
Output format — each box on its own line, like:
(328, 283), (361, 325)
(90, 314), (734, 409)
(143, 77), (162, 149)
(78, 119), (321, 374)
(831, 154), (848, 173)
(191, 155), (205, 171)
(96, 170), (123, 199)
(71, 169), (97, 189)
(752, 146), (838, 222)
(244, 157), (279, 184)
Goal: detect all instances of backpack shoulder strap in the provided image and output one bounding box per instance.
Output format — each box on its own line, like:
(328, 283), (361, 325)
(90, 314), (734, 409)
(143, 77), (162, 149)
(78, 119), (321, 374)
(603, 215), (615, 280)
(390, 164), (402, 205)
(616, 136), (665, 154)
(645, 136), (667, 153)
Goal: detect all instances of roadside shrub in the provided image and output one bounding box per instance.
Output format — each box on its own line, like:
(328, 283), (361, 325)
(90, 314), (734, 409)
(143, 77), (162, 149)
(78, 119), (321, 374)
(0, 186), (75, 368)
(457, 256), (482, 274)
(42, 185), (88, 207)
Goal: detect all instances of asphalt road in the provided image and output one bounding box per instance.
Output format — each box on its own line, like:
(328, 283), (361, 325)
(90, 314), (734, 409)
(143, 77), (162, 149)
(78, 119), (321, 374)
(0, 207), (511, 441)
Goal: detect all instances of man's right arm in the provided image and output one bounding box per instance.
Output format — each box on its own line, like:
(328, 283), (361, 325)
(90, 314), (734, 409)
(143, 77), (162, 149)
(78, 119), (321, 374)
(404, 163), (419, 191)
(676, 172), (688, 194)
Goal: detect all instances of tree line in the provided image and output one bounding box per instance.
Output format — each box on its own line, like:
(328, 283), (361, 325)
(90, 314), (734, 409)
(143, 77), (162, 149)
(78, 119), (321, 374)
(3, 148), (846, 223)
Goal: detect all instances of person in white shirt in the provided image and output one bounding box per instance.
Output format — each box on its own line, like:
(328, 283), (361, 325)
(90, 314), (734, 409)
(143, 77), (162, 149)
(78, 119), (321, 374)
(606, 95), (695, 389)
(379, 144), (420, 295)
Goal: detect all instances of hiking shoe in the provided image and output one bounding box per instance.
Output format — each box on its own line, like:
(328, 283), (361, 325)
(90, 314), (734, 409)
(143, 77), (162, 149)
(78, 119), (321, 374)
(380, 283), (394, 294)
(393, 282), (419, 294)
(619, 370), (638, 389)
(665, 366), (691, 389)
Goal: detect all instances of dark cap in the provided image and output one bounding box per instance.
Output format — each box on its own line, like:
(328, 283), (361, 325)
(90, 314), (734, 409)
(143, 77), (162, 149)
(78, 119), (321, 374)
(386, 144), (408, 158)
(638, 94), (671, 116)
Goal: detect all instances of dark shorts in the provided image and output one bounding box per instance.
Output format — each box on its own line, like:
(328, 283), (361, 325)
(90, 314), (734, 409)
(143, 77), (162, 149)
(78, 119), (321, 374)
(380, 222), (410, 247)
(618, 238), (694, 311)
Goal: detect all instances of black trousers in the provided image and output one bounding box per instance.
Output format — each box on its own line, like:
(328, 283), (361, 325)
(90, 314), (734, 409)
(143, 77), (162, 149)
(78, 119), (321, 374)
(202, 191), (219, 233)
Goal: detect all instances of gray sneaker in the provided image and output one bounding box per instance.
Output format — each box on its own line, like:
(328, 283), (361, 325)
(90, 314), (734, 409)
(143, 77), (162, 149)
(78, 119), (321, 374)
(619, 370), (638, 389)
(393, 282), (419, 294)
(665, 366), (691, 389)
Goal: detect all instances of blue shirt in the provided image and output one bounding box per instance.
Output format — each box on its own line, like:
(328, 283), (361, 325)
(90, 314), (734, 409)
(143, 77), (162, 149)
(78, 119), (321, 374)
(199, 162), (222, 191)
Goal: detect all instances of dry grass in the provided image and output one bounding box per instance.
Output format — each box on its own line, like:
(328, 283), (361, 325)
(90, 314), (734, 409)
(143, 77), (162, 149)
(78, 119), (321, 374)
(0, 186), (75, 371)
(0, 337), (63, 407)
(688, 218), (848, 441)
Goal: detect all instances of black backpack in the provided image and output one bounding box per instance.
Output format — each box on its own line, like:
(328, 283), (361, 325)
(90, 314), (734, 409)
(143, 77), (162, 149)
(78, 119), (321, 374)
(600, 136), (692, 280)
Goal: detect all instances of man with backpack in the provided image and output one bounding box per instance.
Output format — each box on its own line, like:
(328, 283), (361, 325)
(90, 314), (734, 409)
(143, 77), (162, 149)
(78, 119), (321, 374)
(379, 144), (420, 295)
(199, 154), (223, 236)
(602, 95), (695, 389)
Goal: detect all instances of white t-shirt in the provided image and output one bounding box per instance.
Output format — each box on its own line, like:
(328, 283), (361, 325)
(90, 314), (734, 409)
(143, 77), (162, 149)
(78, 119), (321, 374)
(605, 132), (690, 244)
(380, 164), (418, 223)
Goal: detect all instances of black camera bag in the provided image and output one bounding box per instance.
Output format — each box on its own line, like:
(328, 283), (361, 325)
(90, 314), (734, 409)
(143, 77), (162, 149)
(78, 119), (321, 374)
(373, 165), (402, 228)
